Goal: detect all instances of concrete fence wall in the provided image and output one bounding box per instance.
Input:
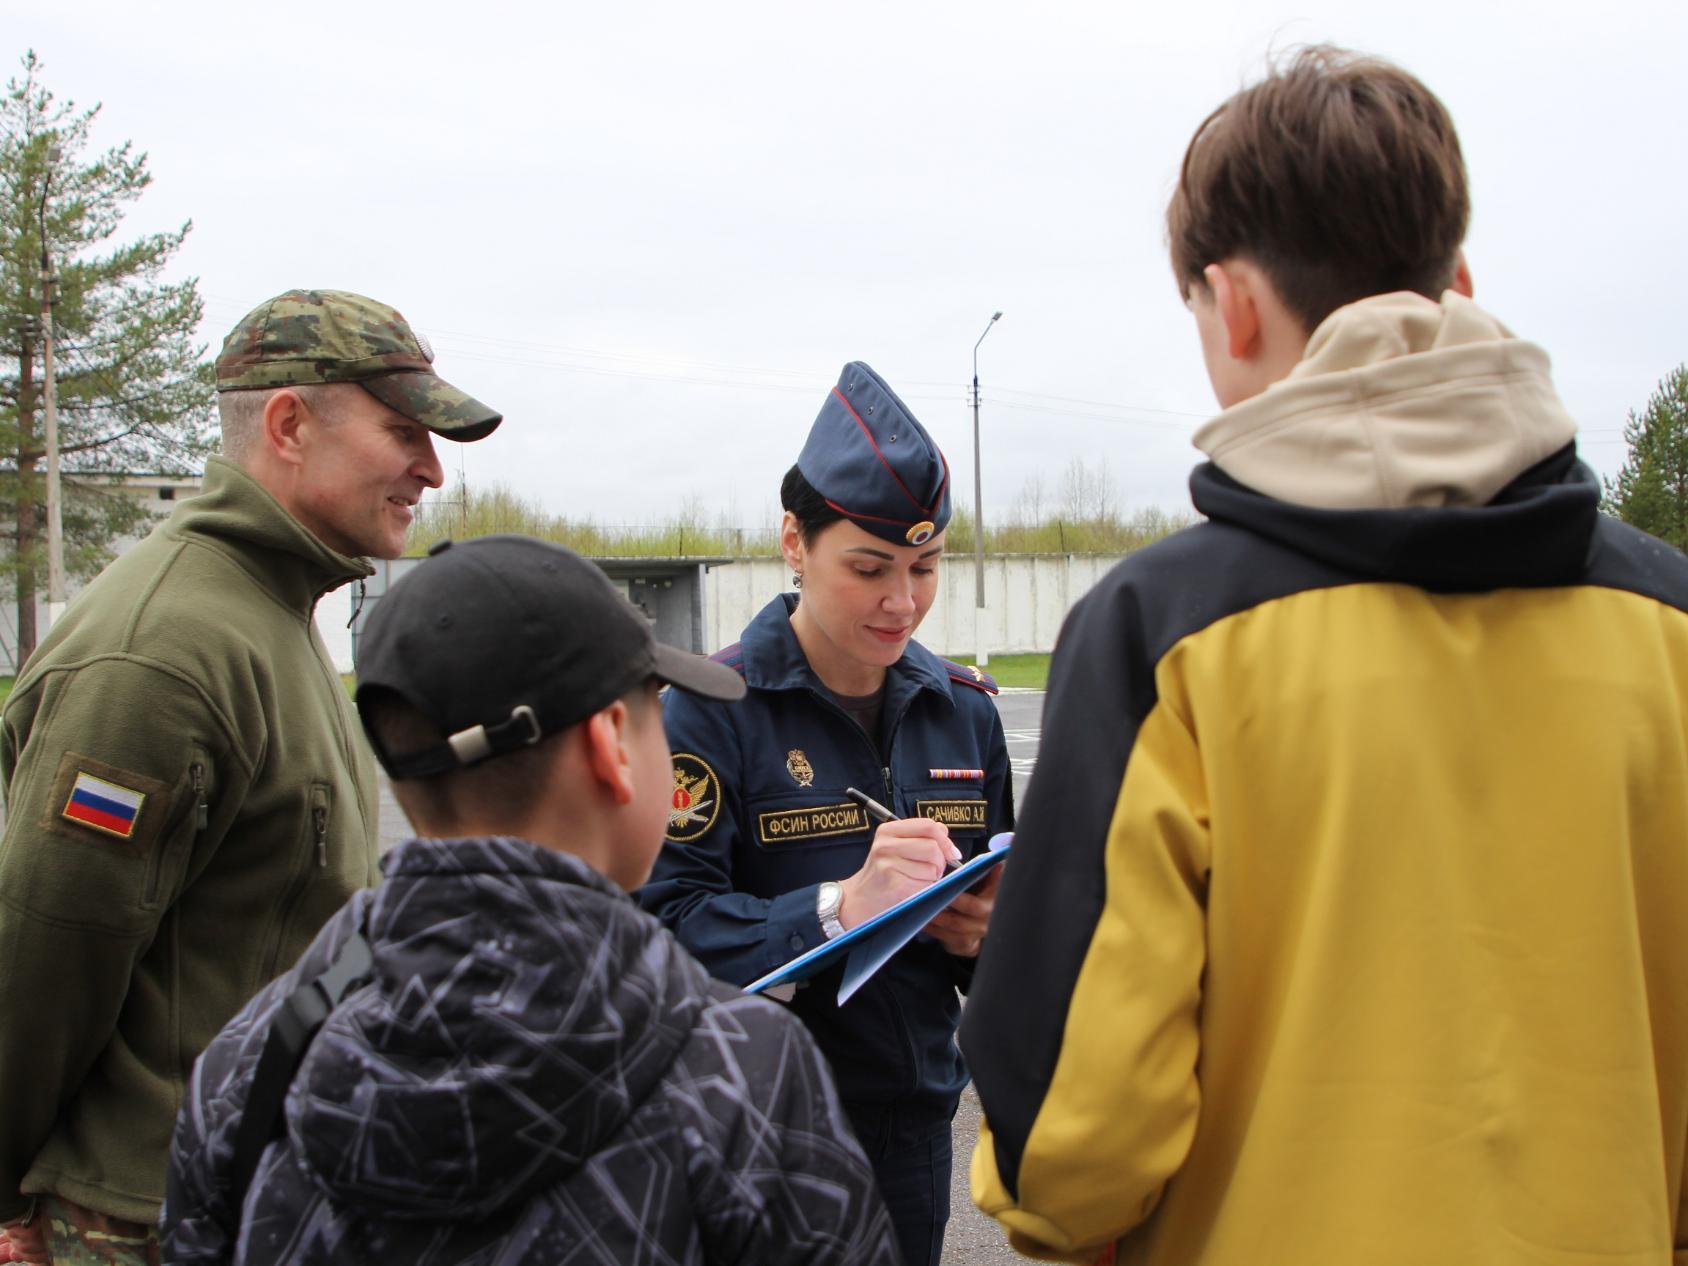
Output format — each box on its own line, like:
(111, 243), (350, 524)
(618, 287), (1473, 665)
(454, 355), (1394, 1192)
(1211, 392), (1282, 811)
(703, 553), (1128, 659)
(11, 550), (1134, 680)
(313, 551), (1136, 673)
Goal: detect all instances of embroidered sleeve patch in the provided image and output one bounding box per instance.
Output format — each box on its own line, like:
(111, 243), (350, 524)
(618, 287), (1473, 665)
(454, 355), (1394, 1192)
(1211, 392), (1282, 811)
(42, 750), (173, 855)
(64, 772), (147, 838)
(667, 753), (722, 843)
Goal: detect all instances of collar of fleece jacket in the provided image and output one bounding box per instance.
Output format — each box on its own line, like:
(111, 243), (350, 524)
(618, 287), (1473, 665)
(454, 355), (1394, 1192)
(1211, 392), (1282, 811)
(286, 836), (710, 1220)
(179, 456), (373, 609)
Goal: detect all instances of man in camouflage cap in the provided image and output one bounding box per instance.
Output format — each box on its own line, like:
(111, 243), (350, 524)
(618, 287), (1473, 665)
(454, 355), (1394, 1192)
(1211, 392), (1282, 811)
(210, 289), (501, 559)
(213, 288), (500, 440)
(0, 290), (500, 1265)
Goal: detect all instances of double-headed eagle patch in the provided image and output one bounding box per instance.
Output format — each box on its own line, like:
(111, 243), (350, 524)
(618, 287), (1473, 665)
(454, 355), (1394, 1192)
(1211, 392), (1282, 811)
(667, 753), (721, 843)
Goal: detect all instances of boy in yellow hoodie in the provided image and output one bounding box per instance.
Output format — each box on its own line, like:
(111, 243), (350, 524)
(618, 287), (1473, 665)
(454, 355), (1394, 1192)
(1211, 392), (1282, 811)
(963, 45), (1688, 1266)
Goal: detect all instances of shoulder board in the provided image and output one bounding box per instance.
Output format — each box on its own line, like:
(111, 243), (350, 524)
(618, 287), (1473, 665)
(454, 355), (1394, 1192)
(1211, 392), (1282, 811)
(942, 658), (998, 695)
(709, 643), (747, 677)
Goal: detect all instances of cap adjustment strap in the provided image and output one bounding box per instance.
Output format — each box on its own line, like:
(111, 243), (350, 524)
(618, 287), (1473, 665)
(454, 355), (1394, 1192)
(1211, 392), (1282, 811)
(385, 704), (544, 780)
(446, 726), (492, 765)
(449, 705), (542, 765)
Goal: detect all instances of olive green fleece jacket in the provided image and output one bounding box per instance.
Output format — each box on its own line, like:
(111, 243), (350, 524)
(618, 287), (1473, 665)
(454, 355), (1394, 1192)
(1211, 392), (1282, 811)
(0, 456), (381, 1224)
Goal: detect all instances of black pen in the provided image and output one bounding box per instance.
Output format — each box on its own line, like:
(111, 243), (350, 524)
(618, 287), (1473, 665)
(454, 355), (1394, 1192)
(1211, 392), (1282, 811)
(844, 786), (895, 824)
(845, 786), (961, 872)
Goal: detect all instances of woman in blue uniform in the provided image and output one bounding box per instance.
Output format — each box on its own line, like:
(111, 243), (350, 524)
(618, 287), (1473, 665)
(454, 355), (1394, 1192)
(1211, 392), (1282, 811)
(638, 362), (1014, 1266)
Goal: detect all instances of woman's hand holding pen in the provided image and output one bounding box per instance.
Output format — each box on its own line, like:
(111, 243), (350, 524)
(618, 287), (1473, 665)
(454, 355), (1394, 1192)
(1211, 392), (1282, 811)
(923, 862), (1000, 958)
(837, 818), (960, 931)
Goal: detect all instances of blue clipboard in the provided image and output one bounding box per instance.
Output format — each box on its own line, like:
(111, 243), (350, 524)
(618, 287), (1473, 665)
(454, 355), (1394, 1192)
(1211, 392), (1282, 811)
(745, 834), (1012, 1004)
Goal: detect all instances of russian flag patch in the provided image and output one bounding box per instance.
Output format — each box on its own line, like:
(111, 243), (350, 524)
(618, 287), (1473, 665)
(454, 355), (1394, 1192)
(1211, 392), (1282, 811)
(62, 771), (147, 840)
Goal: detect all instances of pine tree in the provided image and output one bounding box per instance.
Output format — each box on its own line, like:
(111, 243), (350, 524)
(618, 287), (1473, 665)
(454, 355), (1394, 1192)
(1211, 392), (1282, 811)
(1604, 365), (1688, 553)
(0, 50), (215, 664)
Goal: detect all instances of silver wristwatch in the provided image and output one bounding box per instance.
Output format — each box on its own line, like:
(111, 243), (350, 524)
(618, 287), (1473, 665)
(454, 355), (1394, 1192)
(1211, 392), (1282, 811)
(816, 880), (846, 940)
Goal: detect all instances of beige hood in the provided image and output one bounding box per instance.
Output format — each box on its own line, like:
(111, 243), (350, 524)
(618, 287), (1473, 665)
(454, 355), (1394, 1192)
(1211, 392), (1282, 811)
(1193, 291), (1579, 510)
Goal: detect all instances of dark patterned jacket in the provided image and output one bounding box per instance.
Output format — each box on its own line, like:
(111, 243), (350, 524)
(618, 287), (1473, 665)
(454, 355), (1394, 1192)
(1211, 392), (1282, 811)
(161, 836), (897, 1265)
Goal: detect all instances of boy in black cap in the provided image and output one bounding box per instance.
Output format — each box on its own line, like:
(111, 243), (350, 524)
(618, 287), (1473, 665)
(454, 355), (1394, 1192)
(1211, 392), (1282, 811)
(160, 536), (898, 1266)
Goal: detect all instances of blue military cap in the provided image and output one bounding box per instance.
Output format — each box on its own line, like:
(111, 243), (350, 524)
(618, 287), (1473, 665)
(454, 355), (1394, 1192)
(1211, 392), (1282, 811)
(797, 362), (952, 547)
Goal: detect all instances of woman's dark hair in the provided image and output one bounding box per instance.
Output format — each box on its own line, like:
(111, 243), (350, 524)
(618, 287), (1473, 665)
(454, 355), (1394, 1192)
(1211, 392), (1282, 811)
(780, 464), (846, 544)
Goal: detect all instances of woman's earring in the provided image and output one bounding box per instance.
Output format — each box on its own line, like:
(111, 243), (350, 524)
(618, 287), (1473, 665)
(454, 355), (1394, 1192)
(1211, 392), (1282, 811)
(793, 572), (804, 589)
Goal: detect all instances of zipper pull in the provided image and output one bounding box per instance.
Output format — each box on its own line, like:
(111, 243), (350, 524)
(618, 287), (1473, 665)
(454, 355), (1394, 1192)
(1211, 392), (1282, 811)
(191, 764), (208, 831)
(313, 804), (328, 867)
(881, 766), (894, 809)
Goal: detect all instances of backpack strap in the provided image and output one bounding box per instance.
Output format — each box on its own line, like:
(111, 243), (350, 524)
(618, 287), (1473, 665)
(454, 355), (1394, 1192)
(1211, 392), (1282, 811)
(221, 930), (374, 1211)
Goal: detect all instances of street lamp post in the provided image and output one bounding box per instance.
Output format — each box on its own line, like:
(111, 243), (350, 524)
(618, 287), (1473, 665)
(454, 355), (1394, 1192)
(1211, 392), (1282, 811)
(970, 310), (1002, 668)
(39, 142), (65, 630)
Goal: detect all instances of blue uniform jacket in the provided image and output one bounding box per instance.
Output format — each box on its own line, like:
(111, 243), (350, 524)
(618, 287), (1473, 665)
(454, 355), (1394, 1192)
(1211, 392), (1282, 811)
(638, 594), (1014, 1128)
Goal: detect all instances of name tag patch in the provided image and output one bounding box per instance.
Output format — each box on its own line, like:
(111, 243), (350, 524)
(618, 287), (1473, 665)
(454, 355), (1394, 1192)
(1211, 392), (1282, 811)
(915, 799), (986, 829)
(757, 802), (868, 845)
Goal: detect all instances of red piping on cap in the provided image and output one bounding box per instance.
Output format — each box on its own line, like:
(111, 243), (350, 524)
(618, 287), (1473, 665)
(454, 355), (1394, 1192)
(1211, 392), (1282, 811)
(821, 496), (915, 530)
(832, 387), (936, 515)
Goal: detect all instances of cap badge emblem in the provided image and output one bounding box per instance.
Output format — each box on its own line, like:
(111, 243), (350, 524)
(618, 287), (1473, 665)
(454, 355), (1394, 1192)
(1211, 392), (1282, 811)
(906, 520), (935, 546)
(786, 749), (815, 787)
(414, 330), (436, 364)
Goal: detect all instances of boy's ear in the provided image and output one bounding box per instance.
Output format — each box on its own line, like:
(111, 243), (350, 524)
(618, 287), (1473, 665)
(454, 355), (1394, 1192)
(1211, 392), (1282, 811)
(1450, 250), (1474, 298)
(1204, 262), (1261, 360)
(584, 702), (636, 806)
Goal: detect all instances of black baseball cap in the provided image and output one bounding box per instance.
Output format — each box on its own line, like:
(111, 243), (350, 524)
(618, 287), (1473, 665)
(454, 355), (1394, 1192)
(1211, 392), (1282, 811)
(355, 535), (745, 780)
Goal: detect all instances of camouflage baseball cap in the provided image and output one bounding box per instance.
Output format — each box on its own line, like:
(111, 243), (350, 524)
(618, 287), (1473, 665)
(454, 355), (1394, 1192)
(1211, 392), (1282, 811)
(214, 289), (501, 442)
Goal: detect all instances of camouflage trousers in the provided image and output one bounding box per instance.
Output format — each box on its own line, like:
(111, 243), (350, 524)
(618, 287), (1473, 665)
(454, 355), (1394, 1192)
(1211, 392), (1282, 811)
(39, 1195), (160, 1266)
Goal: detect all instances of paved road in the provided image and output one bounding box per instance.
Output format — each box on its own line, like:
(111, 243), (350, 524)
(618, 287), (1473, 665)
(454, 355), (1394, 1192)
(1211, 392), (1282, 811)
(376, 689), (1048, 1264)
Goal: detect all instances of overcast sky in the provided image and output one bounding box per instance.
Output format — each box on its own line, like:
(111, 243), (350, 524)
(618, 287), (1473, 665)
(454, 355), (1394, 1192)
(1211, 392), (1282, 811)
(6, 0), (1684, 532)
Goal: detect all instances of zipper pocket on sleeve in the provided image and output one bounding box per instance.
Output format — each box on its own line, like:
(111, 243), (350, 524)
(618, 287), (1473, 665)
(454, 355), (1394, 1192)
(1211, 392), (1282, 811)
(144, 752), (209, 907)
(313, 794), (329, 868)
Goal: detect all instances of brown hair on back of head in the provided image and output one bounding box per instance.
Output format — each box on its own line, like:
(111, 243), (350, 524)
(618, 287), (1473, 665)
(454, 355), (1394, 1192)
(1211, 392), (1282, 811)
(1167, 45), (1470, 333)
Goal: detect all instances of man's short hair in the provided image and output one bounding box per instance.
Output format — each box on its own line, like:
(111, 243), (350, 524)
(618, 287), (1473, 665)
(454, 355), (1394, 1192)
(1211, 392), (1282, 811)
(1167, 45), (1470, 333)
(216, 382), (345, 464)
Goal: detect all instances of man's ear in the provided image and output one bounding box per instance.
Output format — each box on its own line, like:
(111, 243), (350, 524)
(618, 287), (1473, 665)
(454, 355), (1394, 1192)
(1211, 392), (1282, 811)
(584, 702), (635, 806)
(779, 511), (806, 576)
(261, 389), (310, 468)
(1450, 250), (1474, 299)
(1204, 261), (1261, 360)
